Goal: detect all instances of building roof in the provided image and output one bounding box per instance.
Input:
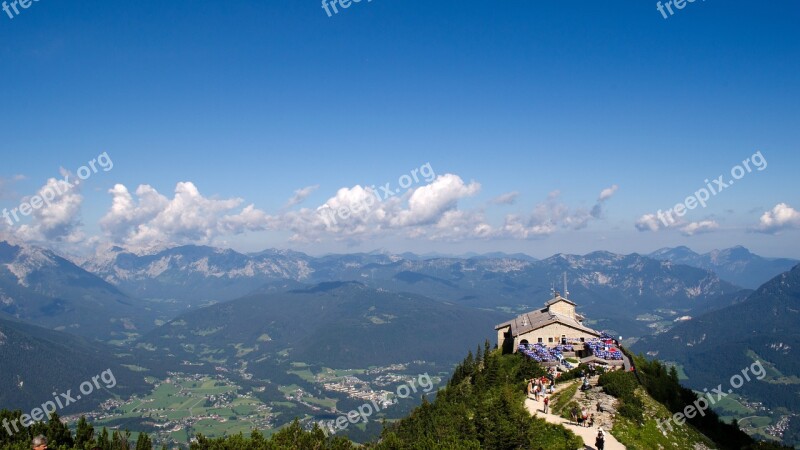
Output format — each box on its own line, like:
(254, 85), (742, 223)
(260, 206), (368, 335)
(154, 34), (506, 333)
(544, 294), (576, 307)
(494, 307), (600, 338)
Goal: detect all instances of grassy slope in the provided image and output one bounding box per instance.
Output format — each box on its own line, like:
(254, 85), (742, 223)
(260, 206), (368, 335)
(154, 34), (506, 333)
(612, 387), (717, 450)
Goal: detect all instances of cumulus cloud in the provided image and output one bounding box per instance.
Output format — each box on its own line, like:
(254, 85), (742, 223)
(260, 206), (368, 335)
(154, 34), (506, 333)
(273, 174), (484, 242)
(591, 184), (619, 219)
(680, 220), (719, 236)
(100, 182), (268, 250)
(497, 185), (619, 239)
(284, 185), (319, 208)
(74, 175), (619, 249)
(95, 174), (487, 249)
(598, 184), (619, 202)
(753, 203), (800, 234)
(498, 213), (555, 239)
(634, 212), (681, 232)
(100, 184), (169, 238)
(635, 213), (662, 232)
(15, 169), (84, 243)
(491, 191), (519, 205)
(390, 174), (481, 227)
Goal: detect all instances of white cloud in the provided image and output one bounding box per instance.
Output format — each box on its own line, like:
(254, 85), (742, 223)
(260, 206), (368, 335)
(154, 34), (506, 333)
(32, 174), (618, 249)
(95, 174), (486, 249)
(100, 184), (169, 239)
(498, 213), (555, 239)
(491, 191), (519, 205)
(16, 170), (84, 243)
(753, 203), (800, 234)
(635, 213), (667, 232)
(390, 174), (481, 227)
(273, 174), (484, 242)
(590, 184), (619, 219)
(496, 185), (619, 239)
(285, 185), (319, 208)
(598, 184), (619, 202)
(680, 220), (719, 236)
(100, 181), (268, 250)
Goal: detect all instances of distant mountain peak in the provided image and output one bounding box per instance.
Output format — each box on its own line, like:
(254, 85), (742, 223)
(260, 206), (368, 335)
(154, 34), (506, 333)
(649, 245), (798, 288)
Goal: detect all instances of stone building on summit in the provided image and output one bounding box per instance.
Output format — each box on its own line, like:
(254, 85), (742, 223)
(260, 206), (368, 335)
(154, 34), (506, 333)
(495, 292), (602, 354)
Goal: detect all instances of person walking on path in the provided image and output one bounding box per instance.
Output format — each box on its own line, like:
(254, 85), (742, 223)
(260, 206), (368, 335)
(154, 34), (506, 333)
(543, 396), (550, 414)
(596, 428), (606, 450)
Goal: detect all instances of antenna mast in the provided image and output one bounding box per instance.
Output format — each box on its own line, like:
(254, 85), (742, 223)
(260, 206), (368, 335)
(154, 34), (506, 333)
(563, 272), (569, 298)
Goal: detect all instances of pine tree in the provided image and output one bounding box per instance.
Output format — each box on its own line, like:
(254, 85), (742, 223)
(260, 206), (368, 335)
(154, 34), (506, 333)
(46, 412), (74, 448)
(464, 351), (475, 378)
(96, 427), (112, 450)
(75, 415), (94, 449)
(111, 430), (132, 450)
(669, 365), (679, 383)
(135, 432), (152, 450)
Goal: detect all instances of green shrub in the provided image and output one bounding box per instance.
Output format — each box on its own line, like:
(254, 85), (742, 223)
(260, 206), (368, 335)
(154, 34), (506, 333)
(598, 370), (644, 421)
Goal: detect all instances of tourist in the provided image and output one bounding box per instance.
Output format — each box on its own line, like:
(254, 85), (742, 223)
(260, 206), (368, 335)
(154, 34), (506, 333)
(589, 413), (595, 428)
(32, 436), (47, 450)
(596, 428), (605, 450)
(527, 378), (534, 398)
(581, 407), (589, 427)
(570, 406), (578, 424)
(543, 396), (550, 414)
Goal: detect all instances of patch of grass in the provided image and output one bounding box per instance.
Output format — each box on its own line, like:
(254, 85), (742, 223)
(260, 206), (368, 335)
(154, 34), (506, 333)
(559, 400), (581, 422)
(612, 387), (715, 450)
(287, 368), (315, 383)
(550, 380), (579, 415)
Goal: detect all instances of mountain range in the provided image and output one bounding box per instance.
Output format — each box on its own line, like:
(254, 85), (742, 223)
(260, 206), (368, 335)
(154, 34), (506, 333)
(633, 263), (800, 419)
(76, 245), (753, 338)
(0, 242), (158, 341)
(649, 245), (798, 289)
(1, 239), (798, 445)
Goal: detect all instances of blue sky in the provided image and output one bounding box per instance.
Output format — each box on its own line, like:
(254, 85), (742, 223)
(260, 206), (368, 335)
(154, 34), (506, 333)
(0, 0), (798, 257)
